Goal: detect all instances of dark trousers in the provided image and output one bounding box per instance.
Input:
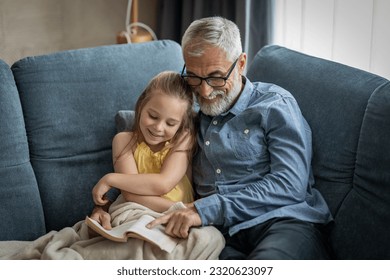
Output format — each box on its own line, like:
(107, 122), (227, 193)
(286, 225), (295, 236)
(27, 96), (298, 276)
(219, 218), (332, 260)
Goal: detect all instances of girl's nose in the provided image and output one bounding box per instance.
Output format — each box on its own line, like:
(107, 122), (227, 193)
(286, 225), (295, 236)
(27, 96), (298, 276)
(154, 121), (164, 132)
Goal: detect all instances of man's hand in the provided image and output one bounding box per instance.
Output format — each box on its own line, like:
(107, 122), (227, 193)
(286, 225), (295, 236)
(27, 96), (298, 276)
(147, 204), (202, 238)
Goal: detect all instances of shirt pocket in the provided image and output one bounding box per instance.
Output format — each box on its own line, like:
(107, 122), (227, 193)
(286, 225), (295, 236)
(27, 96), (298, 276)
(229, 127), (267, 160)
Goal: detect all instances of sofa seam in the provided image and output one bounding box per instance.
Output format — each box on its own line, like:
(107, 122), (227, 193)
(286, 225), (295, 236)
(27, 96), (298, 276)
(0, 160), (32, 169)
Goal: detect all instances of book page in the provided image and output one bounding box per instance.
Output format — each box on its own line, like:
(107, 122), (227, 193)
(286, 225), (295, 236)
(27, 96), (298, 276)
(85, 215), (179, 253)
(86, 217), (136, 242)
(127, 215), (178, 253)
(105, 220), (138, 240)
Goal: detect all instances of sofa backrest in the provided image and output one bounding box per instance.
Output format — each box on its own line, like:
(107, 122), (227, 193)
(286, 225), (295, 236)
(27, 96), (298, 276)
(0, 60), (46, 241)
(247, 45), (390, 259)
(11, 40), (184, 232)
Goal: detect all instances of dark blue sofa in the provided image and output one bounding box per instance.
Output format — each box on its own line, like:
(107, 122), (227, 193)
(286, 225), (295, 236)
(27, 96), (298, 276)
(1, 40), (389, 259)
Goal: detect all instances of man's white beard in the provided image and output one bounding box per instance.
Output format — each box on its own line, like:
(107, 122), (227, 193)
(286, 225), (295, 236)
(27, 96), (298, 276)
(197, 74), (241, 117)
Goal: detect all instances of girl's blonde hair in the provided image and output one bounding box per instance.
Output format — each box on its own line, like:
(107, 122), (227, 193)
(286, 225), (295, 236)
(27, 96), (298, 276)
(119, 71), (196, 162)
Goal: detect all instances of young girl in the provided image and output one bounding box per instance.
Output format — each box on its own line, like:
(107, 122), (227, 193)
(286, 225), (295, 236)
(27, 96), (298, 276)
(92, 71), (196, 213)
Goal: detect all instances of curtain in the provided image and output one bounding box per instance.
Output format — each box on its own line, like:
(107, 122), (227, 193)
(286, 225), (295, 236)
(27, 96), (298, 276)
(156, 0), (271, 66)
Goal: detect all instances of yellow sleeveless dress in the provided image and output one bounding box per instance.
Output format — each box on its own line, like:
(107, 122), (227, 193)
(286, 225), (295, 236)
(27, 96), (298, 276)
(133, 142), (194, 203)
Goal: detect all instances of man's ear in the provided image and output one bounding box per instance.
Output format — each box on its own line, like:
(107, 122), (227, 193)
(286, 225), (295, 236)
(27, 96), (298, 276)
(238, 53), (247, 74)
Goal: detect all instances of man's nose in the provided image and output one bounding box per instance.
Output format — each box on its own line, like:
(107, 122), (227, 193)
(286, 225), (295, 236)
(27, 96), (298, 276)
(197, 81), (214, 98)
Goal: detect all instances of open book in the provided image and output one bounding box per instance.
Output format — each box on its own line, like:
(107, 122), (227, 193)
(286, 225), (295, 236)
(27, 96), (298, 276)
(85, 214), (178, 253)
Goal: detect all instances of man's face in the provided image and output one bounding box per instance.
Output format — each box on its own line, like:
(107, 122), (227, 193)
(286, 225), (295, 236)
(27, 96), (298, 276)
(183, 47), (245, 116)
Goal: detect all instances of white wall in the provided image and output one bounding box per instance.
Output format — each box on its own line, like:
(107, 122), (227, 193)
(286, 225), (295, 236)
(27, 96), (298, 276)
(0, 0), (128, 65)
(272, 0), (390, 79)
(0, 0), (159, 65)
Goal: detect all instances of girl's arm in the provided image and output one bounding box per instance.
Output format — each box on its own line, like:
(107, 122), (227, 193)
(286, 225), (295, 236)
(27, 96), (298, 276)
(121, 192), (176, 212)
(94, 132), (181, 211)
(112, 131), (138, 175)
(93, 131), (192, 205)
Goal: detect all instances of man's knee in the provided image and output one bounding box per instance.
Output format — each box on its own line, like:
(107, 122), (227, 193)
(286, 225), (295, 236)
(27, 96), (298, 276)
(248, 218), (330, 260)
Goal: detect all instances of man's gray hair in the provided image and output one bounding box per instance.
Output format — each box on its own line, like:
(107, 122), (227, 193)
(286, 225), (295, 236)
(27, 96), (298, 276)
(181, 16), (242, 62)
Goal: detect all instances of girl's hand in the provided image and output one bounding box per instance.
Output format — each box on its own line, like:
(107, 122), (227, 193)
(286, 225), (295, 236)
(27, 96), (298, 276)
(92, 175), (112, 205)
(88, 204), (112, 237)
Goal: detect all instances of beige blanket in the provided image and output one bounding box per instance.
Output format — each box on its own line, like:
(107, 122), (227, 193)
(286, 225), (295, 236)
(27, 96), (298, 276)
(0, 196), (225, 260)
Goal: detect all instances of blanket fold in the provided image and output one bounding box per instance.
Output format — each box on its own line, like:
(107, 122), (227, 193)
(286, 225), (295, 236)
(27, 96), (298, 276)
(0, 196), (225, 260)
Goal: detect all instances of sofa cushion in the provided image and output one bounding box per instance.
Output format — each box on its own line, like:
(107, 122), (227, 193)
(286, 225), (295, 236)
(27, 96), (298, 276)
(11, 40), (184, 231)
(247, 45), (390, 259)
(331, 82), (390, 259)
(115, 110), (135, 133)
(0, 59), (45, 240)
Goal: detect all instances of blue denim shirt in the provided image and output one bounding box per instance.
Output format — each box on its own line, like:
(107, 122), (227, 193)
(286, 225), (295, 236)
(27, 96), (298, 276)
(193, 77), (333, 236)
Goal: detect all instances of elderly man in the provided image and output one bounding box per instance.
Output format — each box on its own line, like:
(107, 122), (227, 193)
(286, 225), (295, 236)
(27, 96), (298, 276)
(93, 16), (333, 260)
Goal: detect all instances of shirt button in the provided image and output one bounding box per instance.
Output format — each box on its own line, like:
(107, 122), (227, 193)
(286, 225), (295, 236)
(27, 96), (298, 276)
(213, 120), (218, 125)
(216, 169), (221, 174)
(244, 129), (250, 134)
(205, 141), (210, 146)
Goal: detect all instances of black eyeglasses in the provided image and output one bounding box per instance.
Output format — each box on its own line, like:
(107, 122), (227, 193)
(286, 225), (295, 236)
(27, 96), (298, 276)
(181, 57), (239, 87)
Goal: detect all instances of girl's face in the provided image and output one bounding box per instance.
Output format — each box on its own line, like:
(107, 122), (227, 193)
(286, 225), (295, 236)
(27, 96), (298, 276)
(139, 91), (187, 152)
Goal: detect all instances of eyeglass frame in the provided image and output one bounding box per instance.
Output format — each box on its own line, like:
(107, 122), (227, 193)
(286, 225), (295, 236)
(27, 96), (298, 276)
(180, 57), (240, 87)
